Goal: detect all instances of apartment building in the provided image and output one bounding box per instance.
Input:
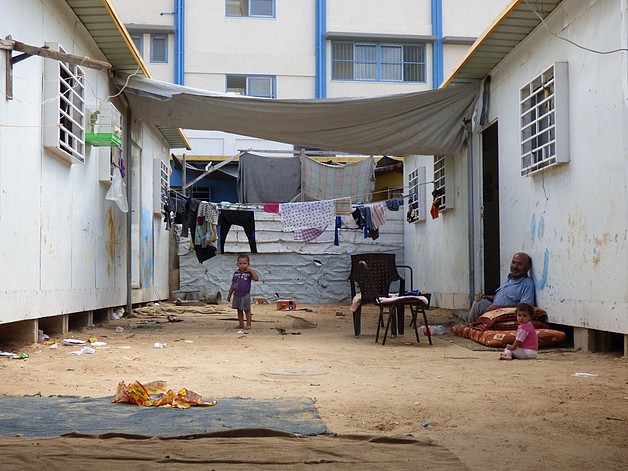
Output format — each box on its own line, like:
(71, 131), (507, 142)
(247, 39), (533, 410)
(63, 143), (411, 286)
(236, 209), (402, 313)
(111, 0), (509, 157)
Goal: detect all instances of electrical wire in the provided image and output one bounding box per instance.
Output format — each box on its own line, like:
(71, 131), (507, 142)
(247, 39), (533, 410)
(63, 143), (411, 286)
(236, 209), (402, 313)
(524, 0), (628, 54)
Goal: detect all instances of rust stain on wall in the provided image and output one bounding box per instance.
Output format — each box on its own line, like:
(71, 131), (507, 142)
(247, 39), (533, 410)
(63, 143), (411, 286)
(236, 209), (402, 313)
(566, 211), (587, 247)
(105, 208), (116, 276)
(591, 232), (612, 268)
(594, 232), (611, 248)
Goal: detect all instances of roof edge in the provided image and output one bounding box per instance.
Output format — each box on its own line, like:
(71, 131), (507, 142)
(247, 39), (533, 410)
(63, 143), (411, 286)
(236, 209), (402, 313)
(441, 0), (523, 88)
(100, 0), (191, 150)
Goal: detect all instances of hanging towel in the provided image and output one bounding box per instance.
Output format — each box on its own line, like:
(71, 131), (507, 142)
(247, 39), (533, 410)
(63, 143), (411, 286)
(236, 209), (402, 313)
(334, 197), (353, 215)
(369, 202), (387, 229)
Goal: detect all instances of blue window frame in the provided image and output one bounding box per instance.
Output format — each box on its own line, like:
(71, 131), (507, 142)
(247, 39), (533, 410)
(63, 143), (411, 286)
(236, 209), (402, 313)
(331, 41), (426, 82)
(130, 33), (143, 57)
(226, 0), (274, 17)
(227, 75), (276, 98)
(150, 34), (168, 63)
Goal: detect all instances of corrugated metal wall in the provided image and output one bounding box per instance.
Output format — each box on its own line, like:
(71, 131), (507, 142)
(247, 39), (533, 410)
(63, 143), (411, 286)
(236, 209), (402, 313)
(178, 210), (405, 304)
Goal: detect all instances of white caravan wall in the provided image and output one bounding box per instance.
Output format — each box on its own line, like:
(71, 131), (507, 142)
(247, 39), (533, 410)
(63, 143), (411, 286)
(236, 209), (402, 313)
(0, 0), (171, 324)
(486, 0), (627, 332)
(403, 154), (470, 310)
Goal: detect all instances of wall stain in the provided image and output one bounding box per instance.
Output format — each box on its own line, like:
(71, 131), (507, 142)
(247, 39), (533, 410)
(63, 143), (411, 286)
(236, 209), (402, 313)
(592, 248), (601, 267)
(530, 214), (536, 243)
(534, 248), (550, 290)
(537, 216), (545, 240)
(141, 207), (154, 288)
(566, 211), (587, 247)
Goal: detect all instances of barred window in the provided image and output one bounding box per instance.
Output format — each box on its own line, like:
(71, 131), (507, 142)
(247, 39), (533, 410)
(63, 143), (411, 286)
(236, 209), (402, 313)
(433, 155), (449, 210)
(520, 62), (569, 176)
(407, 167), (426, 223)
(43, 43), (85, 164)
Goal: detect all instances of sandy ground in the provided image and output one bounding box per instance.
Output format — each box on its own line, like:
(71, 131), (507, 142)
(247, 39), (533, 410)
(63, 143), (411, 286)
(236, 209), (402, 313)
(0, 301), (627, 470)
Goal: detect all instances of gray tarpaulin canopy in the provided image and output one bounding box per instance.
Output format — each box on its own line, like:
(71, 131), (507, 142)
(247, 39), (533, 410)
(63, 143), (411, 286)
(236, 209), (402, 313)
(116, 74), (479, 155)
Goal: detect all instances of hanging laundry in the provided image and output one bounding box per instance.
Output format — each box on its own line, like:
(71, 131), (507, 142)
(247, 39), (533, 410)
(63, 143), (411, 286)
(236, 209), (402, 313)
(334, 197), (352, 215)
(195, 201), (218, 248)
(279, 200), (335, 243)
(340, 214), (360, 229)
(218, 209), (258, 253)
(294, 227), (326, 243)
(279, 200), (335, 231)
(182, 198), (200, 238)
(263, 203), (280, 214)
(301, 156), (375, 203)
(334, 215), (362, 246)
(354, 206), (379, 240)
(430, 188), (444, 220)
(369, 202), (387, 230)
(197, 200), (218, 225)
(237, 152), (301, 203)
(386, 198), (403, 211)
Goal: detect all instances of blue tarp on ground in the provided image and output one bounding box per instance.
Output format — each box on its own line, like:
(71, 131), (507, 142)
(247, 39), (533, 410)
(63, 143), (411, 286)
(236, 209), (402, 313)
(0, 396), (328, 438)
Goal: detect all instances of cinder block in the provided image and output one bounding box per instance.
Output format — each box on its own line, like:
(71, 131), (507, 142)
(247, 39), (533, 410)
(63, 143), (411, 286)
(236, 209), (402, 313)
(573, 327), (596, 353)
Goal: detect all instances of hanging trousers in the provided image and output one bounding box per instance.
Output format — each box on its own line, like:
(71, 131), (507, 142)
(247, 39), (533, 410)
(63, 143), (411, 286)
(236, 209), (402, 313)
(218, 210), (258, 253)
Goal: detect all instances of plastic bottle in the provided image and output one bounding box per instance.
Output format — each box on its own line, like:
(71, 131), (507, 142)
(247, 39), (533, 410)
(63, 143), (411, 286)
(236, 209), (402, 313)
(423, 325), (445, 336)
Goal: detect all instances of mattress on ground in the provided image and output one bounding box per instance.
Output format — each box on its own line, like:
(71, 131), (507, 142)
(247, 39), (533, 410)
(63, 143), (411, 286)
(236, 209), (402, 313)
(469, 307), (548, 331)
(451, 324), (567, 348)
(452, 307), (566, 348)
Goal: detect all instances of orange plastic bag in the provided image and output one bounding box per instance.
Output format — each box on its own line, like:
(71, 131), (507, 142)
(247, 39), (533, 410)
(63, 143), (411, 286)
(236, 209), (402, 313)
(113, 380), (217, 408)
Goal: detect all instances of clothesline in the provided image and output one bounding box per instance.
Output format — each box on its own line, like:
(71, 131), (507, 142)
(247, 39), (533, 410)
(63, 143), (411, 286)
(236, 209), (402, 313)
(168, 188), (405, 263)
(169, 181), (434, 211)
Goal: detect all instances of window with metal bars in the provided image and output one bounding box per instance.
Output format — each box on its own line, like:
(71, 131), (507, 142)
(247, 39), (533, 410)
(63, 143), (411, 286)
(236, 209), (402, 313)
(520, 62), (569, 176)
(43, 43), (86, 164)
(407, 167), (426, 223)
(433, 155), (448, 210)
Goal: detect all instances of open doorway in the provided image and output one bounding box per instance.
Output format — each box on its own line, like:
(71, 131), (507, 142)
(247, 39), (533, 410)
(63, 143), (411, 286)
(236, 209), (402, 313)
(481, 122), (500, 295)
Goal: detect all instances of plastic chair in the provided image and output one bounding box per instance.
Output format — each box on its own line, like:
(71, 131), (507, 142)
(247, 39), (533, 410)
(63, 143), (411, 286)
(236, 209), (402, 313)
(348, 253), (405, 337)
(356, 261), (432, 346)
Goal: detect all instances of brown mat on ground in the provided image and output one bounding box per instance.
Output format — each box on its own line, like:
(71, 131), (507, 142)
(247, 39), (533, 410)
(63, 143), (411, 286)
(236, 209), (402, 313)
(0, 429), (469, 470)
(451, 324), (567, 349)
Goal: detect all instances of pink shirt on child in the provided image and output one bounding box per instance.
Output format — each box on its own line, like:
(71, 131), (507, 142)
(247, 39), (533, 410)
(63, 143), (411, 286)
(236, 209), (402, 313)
(515, 321), (538, 351)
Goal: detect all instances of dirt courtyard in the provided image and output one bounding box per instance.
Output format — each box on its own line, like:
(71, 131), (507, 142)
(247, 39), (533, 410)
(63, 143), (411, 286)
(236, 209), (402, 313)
(0, 301), (627, 470)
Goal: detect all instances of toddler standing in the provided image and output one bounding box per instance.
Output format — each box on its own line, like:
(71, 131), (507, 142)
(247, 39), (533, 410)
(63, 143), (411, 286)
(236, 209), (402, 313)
(226, 254), (259, 333)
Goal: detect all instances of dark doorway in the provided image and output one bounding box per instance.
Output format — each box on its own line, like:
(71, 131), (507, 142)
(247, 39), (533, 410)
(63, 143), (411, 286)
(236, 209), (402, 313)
(481, 122), (501, 295)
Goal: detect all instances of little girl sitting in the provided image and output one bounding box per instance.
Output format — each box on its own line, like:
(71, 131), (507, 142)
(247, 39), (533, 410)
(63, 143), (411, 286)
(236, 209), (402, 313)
(499, 303), (538, 360)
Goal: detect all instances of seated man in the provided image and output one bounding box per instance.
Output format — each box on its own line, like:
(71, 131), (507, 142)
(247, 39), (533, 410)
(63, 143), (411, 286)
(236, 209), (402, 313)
(468, 252), (536, 323)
